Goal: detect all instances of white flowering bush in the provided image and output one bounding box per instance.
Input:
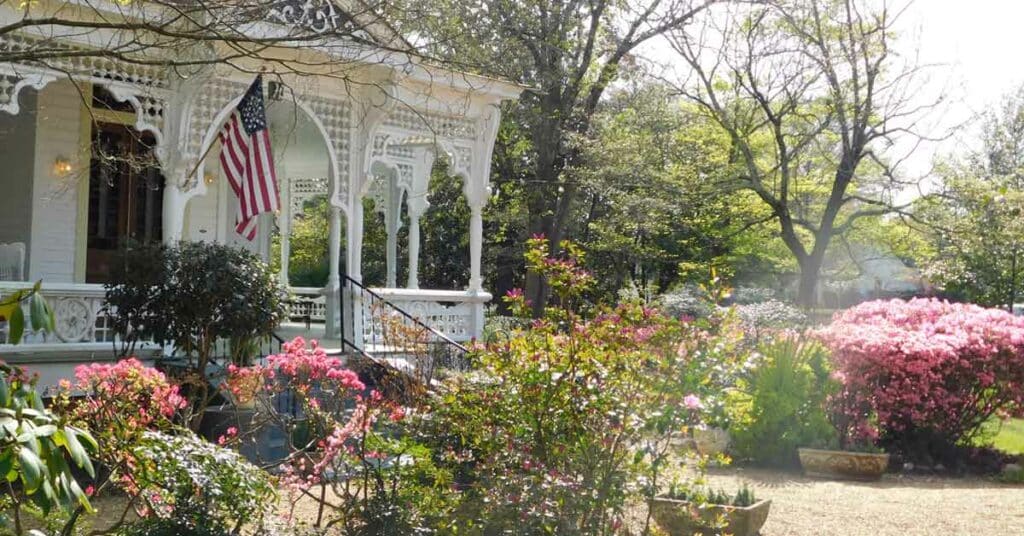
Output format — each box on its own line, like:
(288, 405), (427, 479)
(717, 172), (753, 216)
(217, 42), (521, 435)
(660, 285), (713, 319)
(731, 286), (778, 304)
(734, 299), (807, 333)
(127, 430), (275, 532)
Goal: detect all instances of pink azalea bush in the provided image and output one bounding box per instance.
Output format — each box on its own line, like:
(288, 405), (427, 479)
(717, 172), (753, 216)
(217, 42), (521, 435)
(50, 358), (188, 515)
(817, 298), (1024, 458)
(225, 337), (454, 532)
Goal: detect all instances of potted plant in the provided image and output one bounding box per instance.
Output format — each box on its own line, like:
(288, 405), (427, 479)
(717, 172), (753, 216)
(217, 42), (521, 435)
(650, 483), (771, 536)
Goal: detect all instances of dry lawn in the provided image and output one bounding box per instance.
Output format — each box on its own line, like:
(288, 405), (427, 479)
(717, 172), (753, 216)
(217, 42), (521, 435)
(701, 466), (1024, 536)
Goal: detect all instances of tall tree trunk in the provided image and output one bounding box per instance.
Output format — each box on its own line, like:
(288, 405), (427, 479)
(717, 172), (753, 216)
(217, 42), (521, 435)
(525, 111), (568, 316)
(796, 256), (823, 308)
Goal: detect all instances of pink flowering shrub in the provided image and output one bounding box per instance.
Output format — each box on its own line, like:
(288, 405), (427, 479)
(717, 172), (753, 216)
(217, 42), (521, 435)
(424, 237), (719, 533)
(49, 359), (188, 524)
(817, 298), (1024, 458)
(226, 337), (455, 533)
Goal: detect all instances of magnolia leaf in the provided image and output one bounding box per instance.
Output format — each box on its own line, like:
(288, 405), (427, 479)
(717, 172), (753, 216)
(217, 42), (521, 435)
(29, 293), (46, 332)
(8, 306), (24, 345)
(0, 291), (22, 321)
(0, 451), (11, 479)
(67, 425), (98, 452)
(62, 428), (95, 478)
(17, 447), (42, 493)
(31, 424), (57, 438)
(46, 302), (55, 332)
(0, 375), (8, 407)
(67, 476), (94, 514)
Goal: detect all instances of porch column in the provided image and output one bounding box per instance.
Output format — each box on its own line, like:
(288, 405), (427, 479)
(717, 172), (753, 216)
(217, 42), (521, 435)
(344, 196), (365, 345)
(468, 202), (484, 292)
(406, 196), (428, 289)
(162, 183), (189, 244)
(384, 174), (402, 288)
(279, 185), (291, 288)
(324, 204), (343, 339)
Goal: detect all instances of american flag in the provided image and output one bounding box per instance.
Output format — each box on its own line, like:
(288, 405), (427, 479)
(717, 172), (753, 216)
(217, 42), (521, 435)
(219, 75), (279, 240)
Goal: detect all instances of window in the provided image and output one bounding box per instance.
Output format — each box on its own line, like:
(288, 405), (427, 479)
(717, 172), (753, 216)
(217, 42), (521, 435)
(85, 122), (165, 283)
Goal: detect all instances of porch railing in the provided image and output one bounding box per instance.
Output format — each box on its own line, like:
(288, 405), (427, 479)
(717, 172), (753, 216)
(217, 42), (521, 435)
(286, 287), (326, 326)
(340, 275), (479, 374)
(0, 282), (118, 348)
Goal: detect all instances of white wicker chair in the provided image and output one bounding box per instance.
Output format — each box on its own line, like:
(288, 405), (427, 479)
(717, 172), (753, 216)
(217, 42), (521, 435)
(0, 242), (25, 281)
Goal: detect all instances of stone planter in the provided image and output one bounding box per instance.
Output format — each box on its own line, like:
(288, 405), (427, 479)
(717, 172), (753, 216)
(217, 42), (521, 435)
(693, 427), (730, 456)
(798, 447), (889, 481)
(650, 496), (771, 536)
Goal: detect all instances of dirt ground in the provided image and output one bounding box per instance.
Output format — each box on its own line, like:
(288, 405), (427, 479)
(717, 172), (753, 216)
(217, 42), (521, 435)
(700, 466), (1024, 536)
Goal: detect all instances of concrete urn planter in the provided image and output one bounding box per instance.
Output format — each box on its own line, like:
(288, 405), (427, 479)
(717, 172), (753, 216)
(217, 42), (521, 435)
(798, 447), (889, 481)
(650, 496), (771, 536)
(693, 427), (730, 456)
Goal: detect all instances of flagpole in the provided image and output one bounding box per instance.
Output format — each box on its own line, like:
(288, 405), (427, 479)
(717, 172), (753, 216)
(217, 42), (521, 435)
(184, 69), (269, 184)
(185, 138), (219, 184)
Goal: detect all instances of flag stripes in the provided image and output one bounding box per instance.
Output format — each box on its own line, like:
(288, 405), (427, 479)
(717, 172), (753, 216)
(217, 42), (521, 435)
(218, 75), (279, 241)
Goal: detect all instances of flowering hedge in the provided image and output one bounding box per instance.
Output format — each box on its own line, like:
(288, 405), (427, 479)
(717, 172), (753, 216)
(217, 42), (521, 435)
(817, 298), (1024, 458)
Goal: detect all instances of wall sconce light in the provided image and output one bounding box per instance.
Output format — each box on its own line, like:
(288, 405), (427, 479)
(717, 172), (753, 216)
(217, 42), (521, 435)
(204, 172), (215, 185)
(53, 156), (73, 177)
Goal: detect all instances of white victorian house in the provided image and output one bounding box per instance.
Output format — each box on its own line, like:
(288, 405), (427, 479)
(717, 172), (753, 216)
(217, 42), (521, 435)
(0, 0), (521, 383)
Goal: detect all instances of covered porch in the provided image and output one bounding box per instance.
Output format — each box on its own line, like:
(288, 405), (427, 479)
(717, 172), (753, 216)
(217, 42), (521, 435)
(0, 53), (516, 366)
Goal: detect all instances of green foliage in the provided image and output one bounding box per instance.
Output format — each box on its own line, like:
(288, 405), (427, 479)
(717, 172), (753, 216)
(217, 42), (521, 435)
(665, 482), (757, 507)
(0, 363), (97, 533)
(916, 168), (1024, 309)
(423, 238), (719, 534)
(113, 500), (232, 536)
(0, 282), (55, 345)
(728, 336), (838, 466)
(106, 241), (287, 368)
(1000, 464), (1024, 484)
(419, 162), (472, 289)
(575, 87), (781, 300)
(271, 197), (333, 287)
(992, 418), (1024, 455)
(911, 85), (1024, 308)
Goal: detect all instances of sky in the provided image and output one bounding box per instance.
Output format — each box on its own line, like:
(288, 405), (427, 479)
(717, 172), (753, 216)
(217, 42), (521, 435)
(898, 0), (1024, 168)
(642, 0), (1024, 182)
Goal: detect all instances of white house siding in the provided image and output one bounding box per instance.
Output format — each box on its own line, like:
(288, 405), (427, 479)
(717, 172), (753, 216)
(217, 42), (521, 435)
(29, 81), (81, 283)
(0, 89), (37, 270)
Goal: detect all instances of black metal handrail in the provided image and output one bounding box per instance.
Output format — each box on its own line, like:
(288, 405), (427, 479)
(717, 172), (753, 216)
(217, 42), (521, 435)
(339, 275), (470, 376)
(341, 274), (469, 352)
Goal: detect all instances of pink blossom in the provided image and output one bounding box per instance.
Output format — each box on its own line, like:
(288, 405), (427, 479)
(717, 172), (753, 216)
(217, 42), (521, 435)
(684, 394), (703, 410)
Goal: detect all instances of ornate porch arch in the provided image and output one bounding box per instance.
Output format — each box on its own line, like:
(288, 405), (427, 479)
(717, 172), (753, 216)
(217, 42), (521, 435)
(183, 80), (350, 215)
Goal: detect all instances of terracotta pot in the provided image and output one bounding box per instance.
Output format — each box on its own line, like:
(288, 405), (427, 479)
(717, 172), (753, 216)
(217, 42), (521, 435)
(798, 447), (889, 481)
(650, 496), (771, 536)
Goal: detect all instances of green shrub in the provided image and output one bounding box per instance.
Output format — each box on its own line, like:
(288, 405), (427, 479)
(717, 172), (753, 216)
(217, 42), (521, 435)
(107, 241), (287, 367)
(728, 336), (838, 466)
(665, 482), (757, 506)
(0, 363), (97, 534)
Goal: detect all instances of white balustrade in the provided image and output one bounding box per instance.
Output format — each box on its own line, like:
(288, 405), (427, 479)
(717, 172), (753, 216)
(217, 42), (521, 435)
(360, 288), (491, 344)
(0, 282), (115, 348)
(287, 287), (327, 323)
